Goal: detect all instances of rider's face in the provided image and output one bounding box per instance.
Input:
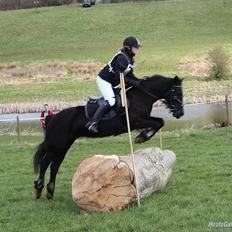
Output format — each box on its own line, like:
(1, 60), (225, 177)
(44, 105), (48, 112)
(131, 47), (139, 55)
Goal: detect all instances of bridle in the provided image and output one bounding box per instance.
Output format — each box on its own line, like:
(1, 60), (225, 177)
(166, 85), (183, 108)
(132, 84), (183, 107)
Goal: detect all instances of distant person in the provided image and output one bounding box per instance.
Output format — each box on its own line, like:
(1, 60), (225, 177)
(40, 104), (54, 136)
(85, 36), (142, 133)
(82, 0), (95, 7)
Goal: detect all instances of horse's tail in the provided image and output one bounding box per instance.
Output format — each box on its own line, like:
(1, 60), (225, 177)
(33, 141), (46, 174)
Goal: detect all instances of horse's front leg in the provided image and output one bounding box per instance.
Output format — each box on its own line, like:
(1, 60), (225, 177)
(133, 117), (164, 144)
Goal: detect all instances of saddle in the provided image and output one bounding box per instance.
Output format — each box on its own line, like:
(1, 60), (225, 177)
(85, 88), (126, 120)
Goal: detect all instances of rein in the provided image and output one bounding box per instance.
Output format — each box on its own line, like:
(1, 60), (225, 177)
(136, 84), (182, 103)
(124, 80), (183, 105)
(136, 86), (159, 100)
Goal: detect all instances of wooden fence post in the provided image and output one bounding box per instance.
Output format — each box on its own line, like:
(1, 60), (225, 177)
(16, 115), (21, 142)
(225, 94), (230, 126)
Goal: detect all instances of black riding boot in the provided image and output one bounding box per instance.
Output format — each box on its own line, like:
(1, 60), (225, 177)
(85, 100), (111, 133)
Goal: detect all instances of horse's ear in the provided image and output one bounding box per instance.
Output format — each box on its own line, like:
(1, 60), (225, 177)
(174, 75), (183, 84)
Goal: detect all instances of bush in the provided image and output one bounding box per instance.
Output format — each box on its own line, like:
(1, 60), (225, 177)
(208, 46), (231, 80)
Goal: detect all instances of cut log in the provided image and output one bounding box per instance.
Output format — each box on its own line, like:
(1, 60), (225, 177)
(71, 155), (135, 212)
(120, 147), (176, 199)
(72, 147), (176, 212)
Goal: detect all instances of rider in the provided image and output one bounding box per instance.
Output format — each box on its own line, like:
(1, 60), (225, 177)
(85, 36), (142, 133)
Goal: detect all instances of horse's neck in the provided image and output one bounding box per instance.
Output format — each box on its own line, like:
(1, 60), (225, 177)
(127, 86), (155, 115)
(142, 78), (172, 100)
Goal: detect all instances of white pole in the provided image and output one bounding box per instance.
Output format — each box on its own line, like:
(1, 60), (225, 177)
(120, 73), (140, 206)
(157, 101), (163, 150)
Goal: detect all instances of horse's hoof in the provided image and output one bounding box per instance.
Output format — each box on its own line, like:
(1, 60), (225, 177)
(46, 192), (53, 200)
(34, 189), (42, 199)
(46, 182), (55, 200)
(134, 136), (146, 144)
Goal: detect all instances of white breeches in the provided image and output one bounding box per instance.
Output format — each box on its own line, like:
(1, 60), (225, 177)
(96, 76), (116, 106)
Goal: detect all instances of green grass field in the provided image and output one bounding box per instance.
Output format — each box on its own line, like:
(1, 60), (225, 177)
(0, 0), (232, 110)
(1, 0), (232, 72)
(1, 1), (232, 231)
(0, 0), (232, 109)
(0, 127), (232, 232)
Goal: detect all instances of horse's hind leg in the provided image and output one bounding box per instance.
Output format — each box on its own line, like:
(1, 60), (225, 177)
(34, 152), (53, 199)
(46, 152), (66, 200)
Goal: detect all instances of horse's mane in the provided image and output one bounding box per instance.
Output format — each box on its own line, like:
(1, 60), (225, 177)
(142, 74), (174, 88)
(144, 74), (172, 81)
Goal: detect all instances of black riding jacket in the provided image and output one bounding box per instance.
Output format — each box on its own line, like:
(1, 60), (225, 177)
(98, 48), (139, 87)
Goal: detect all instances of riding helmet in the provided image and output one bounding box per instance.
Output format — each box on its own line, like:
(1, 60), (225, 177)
(123, 36), (142, 48)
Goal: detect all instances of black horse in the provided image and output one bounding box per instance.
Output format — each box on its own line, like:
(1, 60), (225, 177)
(33, 74), (184, 199)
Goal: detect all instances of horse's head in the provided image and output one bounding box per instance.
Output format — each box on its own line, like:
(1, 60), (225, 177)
(164, 76), (184, 119)
(135, 74), (184, 119)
